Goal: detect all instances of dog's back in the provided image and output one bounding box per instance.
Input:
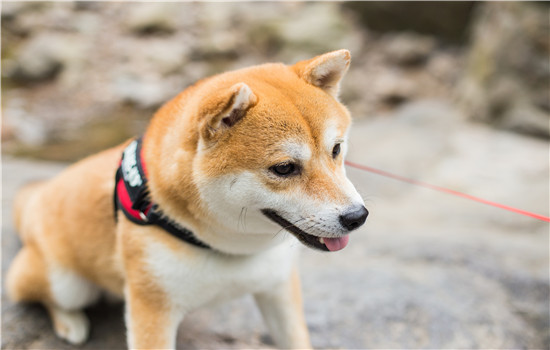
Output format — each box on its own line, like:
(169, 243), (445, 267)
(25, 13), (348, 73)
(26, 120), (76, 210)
(13, 180), (46, 241)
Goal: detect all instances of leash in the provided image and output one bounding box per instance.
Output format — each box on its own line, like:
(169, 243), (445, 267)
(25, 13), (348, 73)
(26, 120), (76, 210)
(345, 160), (550, 223)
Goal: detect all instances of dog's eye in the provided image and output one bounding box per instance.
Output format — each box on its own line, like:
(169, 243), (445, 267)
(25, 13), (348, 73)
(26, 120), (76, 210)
(332, 143), (341, 158)
(270, 162), (298, 177)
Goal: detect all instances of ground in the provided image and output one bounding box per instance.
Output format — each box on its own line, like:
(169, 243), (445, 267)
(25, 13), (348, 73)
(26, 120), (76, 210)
(2, 100), (549, 349)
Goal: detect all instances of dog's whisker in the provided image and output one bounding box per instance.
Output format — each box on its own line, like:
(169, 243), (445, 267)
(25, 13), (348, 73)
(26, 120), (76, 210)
(238, 207), (246, 232)
(271, 217), (307, 240)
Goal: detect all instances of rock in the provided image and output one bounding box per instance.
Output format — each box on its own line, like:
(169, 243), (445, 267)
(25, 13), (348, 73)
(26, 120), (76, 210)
(383, 32), (436, 66)
(371, 72), (417, 108)
(2, 96), (51, 146)
(123, 3), (181, 35)
(427, 51), (461, 82)
(344, 2), (477, 43)
(10, 33), (86, 83)
(2, 100), (549, 348)
(10, 34), (63, 82)
(277, 3), (352, 53)
(141, 41), (189, 76)
(71, 12), (101, 35)
(344, 101), (549, 348)
(0, 2), (41, 20)
(456, 2), (550, 139)
(500, 105), (550, 139)
(242, 2), (355, 61)
(113, 73), (176, 109)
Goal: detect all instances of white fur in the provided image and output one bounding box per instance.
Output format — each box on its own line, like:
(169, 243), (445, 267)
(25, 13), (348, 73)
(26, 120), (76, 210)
(309, 50), (350, 96)
(322, 118), (363, 207)
(144, 234), (300, 312)
(195, 113), (365, 248)
(124, 234), (302, 348)
(198, 168), (362, 245)
(46, 306), (90, 345)
(49, 267), (101, 310)
(323, 119), (342, 154)
(233, 83), (254, 109)
(283, 140), (312, 162)
(312, 58), (349, 84)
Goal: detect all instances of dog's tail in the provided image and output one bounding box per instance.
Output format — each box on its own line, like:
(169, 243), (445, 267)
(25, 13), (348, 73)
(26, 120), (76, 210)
(13, 180), (46, 241)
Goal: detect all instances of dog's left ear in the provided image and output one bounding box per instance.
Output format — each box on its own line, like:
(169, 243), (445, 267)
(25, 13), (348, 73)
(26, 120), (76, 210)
(293, 49), (351, 98)
(200, 82), (257, 140)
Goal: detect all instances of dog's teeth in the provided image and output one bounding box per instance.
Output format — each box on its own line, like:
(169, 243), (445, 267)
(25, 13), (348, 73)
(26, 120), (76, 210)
(319, 237), (324, 244)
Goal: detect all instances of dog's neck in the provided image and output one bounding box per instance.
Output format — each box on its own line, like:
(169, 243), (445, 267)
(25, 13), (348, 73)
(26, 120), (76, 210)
(140, 103), (291, 255)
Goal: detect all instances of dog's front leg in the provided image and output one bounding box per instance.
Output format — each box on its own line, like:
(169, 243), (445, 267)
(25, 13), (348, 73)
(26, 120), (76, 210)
(125, 283), (180, 350)
(254, 267), (312, 349)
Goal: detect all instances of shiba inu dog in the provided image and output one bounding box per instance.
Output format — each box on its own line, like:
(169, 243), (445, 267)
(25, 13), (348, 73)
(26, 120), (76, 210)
(7, 50), (368, 349)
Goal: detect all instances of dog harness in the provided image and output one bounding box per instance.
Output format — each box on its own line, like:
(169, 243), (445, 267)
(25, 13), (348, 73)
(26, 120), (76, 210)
(113, 137), (211, 249)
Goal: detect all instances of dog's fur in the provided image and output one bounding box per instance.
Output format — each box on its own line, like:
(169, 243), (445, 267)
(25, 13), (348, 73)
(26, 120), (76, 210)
(7, 50), (367, 349)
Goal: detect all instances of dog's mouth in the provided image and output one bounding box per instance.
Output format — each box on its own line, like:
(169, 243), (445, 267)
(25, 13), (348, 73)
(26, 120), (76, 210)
(261, 209), (349, 252)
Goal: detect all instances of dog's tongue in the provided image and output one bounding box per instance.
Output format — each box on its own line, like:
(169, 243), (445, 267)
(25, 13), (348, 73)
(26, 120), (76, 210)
(323, 235), (350, 252)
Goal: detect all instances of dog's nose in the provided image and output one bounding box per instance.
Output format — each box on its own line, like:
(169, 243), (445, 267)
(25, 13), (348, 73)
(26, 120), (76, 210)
(339, 206), (369, 231)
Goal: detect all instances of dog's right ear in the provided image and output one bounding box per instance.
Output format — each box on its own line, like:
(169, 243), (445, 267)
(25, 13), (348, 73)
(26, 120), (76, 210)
(293, 49), (351, 98)
(199, 83), (257, 141)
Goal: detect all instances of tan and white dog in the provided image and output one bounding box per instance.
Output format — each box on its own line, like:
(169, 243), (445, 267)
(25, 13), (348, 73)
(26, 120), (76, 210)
(7, 50), (368, 349)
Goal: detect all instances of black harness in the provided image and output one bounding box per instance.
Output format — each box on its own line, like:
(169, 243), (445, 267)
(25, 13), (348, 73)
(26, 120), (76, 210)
(113, 137), (211, 250)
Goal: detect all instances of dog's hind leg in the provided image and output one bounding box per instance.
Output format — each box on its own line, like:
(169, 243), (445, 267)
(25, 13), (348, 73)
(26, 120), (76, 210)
(6, 246), (50, 304)
(46, 266), (101, 344)
(45, 304), (90, 345)
(7, 245), (100, 345)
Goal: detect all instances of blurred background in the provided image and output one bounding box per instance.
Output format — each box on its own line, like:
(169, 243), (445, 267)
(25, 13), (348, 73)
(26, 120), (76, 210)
(2, 2), (549, 349)
(2, 1), (548, 160)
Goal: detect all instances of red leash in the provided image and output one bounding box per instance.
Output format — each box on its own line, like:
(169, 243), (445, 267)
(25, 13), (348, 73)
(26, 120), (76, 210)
(345, 160), (550, 223)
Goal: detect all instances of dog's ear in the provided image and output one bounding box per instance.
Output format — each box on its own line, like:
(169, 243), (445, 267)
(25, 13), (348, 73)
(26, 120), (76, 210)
(200, 82), (257, 140)
(293, 49), (351, 98)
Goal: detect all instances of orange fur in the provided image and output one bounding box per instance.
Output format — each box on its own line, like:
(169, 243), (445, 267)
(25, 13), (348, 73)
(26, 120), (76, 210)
(7, 50), (362, 349)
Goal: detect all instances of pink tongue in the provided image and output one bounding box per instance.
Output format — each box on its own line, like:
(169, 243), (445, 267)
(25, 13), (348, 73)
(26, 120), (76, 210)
(323, 235), (350, 252)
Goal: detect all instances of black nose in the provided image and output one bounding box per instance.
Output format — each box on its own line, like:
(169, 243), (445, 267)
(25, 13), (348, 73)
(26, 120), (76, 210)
(339, 206), (369, 231)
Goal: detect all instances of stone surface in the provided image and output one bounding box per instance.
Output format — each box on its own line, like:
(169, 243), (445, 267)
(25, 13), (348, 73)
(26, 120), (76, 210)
(344, 2), (477, 43)
(2, 100), (548, 349)
(457, 2), (550, 139)
(383, 32), (436, 66)
(9, 33), (85, 83)
(2, 2), (464, 160)
(123, 3), (181, 35)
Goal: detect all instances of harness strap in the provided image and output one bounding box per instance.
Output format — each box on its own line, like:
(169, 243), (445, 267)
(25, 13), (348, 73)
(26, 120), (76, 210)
(113, 137), (211, 250)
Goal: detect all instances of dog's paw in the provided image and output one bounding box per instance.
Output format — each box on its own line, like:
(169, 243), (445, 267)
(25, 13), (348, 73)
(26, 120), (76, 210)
(50, 308), (90, 345)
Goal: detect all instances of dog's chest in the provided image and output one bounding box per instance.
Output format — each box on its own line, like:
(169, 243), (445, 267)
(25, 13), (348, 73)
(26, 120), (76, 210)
(144, 238), (299, 310)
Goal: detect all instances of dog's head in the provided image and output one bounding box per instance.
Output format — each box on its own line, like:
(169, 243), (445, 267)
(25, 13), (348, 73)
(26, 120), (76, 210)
(169, 50), (367, 252)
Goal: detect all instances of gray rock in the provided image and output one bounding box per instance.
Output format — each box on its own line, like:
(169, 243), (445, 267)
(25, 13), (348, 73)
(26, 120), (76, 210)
(383, 32), (436, 66)
(456, 2), (550, 139)
(371, 72), (417, 107)
(1, 1), (52, 27)
(10, 33), (86, 83)
(11, 34), (63, 82)
(1, 2), (41, 20)
(277, 3), (352, 53)
(123, 3), (181, 35)
(500, 104), (550, 139)
(113, 74), (175, 109)
(2, 95), (51, 146)
(344, 2), (477, 43)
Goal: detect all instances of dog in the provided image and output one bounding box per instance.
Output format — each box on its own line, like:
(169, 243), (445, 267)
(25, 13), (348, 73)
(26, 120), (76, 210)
(7, 49), (368, 349)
